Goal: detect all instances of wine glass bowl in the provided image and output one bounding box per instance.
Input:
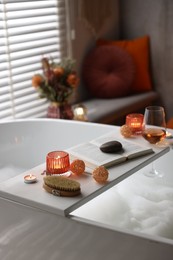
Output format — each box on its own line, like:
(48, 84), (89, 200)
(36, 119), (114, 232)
(142, 128), (166, 144)
(142, 106), (166, 145)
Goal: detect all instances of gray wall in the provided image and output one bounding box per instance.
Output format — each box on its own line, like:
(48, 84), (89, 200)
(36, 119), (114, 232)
(71, 0), (120, 101)
(119, 0), (173, 120)
(71, 0), (172, 121)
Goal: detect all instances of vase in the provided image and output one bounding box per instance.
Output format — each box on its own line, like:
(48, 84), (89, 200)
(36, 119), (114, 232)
(47, 102), (74, 120)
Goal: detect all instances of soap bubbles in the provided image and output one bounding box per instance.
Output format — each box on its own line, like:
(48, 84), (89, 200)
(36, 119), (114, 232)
(72, 164), (173, 240)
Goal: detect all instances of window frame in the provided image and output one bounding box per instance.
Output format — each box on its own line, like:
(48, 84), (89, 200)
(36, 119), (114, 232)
(0, 0), (71, 120)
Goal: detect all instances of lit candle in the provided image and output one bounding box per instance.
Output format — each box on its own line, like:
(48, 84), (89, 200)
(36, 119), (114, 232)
(126, 113), (144, 134)
(24, 174), (37, 184)
(73, 104), (88, 121)
(53, 155), (61, 170)
(166, 131), (173, 139)
(46, 151), (70, 176)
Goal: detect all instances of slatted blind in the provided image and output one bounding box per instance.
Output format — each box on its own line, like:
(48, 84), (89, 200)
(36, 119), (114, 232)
(0, 0), (69, 119)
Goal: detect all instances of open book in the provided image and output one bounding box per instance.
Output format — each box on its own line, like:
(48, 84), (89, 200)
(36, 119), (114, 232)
(67, 131), (154, 169)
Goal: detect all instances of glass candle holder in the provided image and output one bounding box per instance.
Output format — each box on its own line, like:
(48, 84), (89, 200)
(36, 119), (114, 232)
(46, 151), (70, 175)
(73, 103), (88, 121)
(126, 113), (144, 134)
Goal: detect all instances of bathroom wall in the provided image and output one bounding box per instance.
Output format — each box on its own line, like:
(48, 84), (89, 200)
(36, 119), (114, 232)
(70, 0), (120, 101)
(69, 0), (173, 121)
(119, 0), (173, 120)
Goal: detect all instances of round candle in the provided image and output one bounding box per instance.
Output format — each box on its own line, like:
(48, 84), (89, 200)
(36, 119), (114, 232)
(24, 174), (37, 184)
(73, 104), (88, 121)
(126, 113), (144, 134)
(46, 151), (70, 175)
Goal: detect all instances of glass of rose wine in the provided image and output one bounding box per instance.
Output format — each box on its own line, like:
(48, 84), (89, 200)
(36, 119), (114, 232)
(142, 106), (167, 177)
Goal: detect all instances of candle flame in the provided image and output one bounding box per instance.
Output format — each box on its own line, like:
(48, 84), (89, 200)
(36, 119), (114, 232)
(76, 107), (84, 116)
(166, 131), (172, 137)
(131, 122), (141, 127)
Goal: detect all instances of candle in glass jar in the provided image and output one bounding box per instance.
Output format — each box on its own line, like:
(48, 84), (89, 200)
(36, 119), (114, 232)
(46, 151), (70, 175)
(73, 104), (88, 121)
(126, 113), (144, 134)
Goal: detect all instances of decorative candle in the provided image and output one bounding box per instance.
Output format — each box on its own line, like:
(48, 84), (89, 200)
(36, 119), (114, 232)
(24, 174), (37, 184)
(126, 113), (144, 134)
(46, 151), (70, 175)
(73, 103), (88, 121)
(166, 131), (173, 139)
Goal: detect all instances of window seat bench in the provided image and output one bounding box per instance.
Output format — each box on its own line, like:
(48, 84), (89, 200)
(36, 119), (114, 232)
(82, 91), (158, 125)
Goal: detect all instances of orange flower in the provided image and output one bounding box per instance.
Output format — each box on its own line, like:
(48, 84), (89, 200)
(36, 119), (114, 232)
(32, 57), (79, 103)
(66, 73), (79, 88)
(32, 75), (43, 88)
(53, 67), (64, 77)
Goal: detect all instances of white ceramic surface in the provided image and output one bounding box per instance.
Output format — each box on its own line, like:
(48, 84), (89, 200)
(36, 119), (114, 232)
(0, 118), (114, 180)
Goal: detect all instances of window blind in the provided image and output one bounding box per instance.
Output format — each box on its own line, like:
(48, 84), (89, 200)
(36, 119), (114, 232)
(0, 0), (69, 119)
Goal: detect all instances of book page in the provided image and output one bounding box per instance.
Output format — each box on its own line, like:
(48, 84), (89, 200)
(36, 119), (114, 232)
(91, 131), (153, 158)
(67, 142), (125, 168)
(67, 131), (153, 169)
(122, 140), (153, 158)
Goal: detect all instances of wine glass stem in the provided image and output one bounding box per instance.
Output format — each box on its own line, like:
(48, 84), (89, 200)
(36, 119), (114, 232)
(151, 162), (157, 175)
(149, 161), (163, 177)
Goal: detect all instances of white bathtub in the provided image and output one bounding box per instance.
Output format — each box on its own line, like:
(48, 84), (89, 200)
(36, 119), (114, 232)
(0, 119), (173, 260)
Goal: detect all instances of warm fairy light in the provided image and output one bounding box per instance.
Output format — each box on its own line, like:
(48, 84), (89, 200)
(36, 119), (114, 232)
(126, 113), (144, 134)
(46, 151), (70, 175)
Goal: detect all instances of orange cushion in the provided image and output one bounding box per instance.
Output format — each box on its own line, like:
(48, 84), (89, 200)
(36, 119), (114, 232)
(167, 118), (173, 129)
(97, 36), (153, 93)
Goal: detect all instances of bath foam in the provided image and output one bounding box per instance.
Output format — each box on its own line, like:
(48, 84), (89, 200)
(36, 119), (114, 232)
(72, 166), (173, 240)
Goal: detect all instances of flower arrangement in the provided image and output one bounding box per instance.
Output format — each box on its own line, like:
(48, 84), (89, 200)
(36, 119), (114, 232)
(32, 57), (79, 104)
